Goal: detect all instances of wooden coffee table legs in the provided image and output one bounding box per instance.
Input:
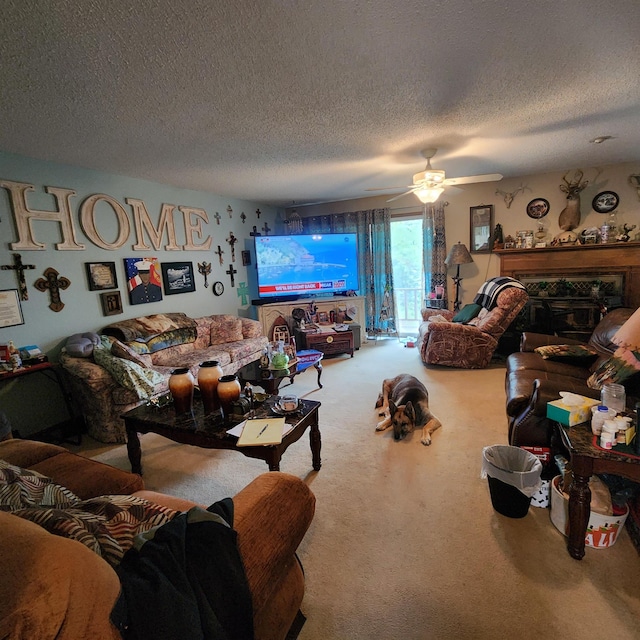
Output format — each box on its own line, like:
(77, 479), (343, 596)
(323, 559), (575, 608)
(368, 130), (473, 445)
(126, 427), (143, 475)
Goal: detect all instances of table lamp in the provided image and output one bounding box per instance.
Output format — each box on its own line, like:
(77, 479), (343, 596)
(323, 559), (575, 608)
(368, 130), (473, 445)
(445, 242), (474, 312)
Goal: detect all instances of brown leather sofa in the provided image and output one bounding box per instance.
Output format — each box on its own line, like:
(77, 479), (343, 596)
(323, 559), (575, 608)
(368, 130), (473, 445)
(0, 438), (315, 640)
(505, 307), (639, 449)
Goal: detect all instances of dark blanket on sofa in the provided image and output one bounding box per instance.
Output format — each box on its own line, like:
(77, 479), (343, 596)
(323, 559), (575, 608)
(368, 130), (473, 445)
(112, 498), (254, 640)
(103, 313), (197, 343)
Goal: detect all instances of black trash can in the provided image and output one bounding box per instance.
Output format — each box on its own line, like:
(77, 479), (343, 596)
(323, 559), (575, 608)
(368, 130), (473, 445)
(482, 445), (542, 519)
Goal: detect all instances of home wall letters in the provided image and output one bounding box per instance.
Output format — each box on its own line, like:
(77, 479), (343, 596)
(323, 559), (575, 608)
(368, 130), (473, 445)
(0, 179), (214, 252)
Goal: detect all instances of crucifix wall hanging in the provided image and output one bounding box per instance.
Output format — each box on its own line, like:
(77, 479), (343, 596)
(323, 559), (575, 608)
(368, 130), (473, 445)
(1, 253), (36, 300)
(226, 205), (233, 218)
(197, 261), (212, 288)
(213, 211), (221, 225)
(226, 231), (238, 262)
(262, 222), (271, 235)
(34, 267), (71, 312)
(215, 245), (224, 265)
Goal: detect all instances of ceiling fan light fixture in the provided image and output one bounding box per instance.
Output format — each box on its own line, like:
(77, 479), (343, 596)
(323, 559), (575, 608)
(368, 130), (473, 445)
(413, 169), (446, 185)
(415, 185), (444, 203)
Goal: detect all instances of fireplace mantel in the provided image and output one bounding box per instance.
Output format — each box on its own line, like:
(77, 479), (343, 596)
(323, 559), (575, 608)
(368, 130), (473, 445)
(495, 242), (640, 309)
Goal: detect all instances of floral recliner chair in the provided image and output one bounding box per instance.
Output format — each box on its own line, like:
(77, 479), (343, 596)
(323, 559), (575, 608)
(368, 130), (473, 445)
(417, 278), (529, 369)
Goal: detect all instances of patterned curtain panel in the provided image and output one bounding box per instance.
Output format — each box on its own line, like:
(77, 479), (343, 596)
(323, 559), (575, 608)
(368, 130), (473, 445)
(422, 203), (448, 306)
(305, 209), (394, 333)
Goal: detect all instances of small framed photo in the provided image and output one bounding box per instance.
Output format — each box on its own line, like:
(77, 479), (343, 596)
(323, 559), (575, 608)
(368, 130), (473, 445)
(85, 262), (118, 291)
(241, 250), (251, 266)
(317, 311), (330, 324)
(160, 261), (196, 295)
(100, 291), (123, 316)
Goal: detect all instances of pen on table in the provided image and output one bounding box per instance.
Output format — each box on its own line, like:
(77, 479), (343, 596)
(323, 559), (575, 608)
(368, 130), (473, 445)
(256, 424), (268, 438)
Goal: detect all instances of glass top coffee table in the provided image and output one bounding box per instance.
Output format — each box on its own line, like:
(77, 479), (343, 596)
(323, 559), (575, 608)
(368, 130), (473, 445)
(237, 349), (323, 396)
(123, 394), (321, 475)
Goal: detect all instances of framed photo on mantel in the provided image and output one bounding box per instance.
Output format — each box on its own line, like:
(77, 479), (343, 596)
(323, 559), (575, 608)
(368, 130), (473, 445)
(470, 205), (494, 253)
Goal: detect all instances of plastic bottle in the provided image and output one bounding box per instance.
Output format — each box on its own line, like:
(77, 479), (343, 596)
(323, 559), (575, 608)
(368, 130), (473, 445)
(591, 405), (615, 435)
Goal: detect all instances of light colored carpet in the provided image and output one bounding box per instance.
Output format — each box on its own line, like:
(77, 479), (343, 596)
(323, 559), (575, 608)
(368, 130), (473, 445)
(75, 339), (640, 640)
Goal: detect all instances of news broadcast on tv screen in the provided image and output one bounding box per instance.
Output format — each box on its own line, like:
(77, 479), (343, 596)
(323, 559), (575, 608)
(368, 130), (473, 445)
(254, 233), (359, 298)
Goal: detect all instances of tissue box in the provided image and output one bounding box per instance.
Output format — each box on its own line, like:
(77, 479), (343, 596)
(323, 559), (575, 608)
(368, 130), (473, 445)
(546, 396), (599, 427)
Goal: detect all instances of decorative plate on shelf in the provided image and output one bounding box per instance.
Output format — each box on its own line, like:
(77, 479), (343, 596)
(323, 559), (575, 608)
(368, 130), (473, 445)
(526, 198), (550, 219)
(592, 191), (619, 214)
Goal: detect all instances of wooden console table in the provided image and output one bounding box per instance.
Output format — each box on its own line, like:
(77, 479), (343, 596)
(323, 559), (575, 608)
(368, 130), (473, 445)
(294, 328), (354, 357)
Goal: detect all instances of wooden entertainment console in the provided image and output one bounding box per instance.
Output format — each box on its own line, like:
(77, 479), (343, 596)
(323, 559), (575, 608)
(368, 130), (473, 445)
(252, 296), (366, 348)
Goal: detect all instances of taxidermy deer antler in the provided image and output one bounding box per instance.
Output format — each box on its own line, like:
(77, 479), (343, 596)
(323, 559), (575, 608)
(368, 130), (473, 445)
(558, 170), (589, 231)
(495, 184), (527, 208)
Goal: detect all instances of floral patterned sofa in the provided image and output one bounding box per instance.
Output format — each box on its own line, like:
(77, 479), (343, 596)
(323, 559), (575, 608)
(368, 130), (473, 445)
(60, 313), (268, 443)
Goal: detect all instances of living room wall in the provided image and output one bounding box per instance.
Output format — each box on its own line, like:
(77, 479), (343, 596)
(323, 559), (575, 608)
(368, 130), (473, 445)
(295, 161), (640, 307)
(0, 151), (279, 434)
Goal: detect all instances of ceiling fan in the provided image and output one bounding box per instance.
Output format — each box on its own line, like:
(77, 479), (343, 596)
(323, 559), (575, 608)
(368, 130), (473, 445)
(368, 148), (503, 204)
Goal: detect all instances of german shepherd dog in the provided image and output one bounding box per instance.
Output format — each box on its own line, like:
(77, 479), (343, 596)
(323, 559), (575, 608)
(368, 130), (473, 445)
(375, 374), (442, 445)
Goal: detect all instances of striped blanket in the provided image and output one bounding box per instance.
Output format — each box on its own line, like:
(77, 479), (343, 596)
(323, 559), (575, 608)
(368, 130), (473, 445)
(473, 277), (526, 310)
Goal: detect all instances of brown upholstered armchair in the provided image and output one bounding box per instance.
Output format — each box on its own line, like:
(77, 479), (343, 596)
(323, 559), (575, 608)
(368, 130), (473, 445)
(417, 286), (529, 369)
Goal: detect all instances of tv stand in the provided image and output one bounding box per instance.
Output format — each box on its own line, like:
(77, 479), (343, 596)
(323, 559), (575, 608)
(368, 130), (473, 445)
(252, 295), (366, 348)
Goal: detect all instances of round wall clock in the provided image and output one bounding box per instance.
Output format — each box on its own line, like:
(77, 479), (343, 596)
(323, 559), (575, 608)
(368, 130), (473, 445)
(526, 198), (550, 219)
(592, 191), (619, 214)
(213, 281), (224, 296)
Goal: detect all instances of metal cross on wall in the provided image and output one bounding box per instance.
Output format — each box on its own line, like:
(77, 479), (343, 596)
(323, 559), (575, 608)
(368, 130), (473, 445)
(250, 225), (261, 237)
(226, 264), (237, 287)
(215, 245), (224, 265)
(34, 267), (71, 312)
(262, 222), (271, 235)
(240, 211), (246, 224)
(1, 253), (36, 300)
(213, 211), (221, 225)
(255, 208), (261, 218)
(227, 205), (233, 218)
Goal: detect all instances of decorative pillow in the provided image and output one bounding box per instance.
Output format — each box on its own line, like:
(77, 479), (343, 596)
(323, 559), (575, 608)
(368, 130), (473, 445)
(209, 315), (243, 345)
(65, 332), (101, 358)
(535, 344), (599, 364)
(110, 338), (153, 367)
(452, 303), (482, 324)
(241, 317), (263, 339)
(587, 346), (640, 389)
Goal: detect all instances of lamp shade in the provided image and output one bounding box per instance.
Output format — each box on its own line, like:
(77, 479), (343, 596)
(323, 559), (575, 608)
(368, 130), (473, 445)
(445, 242), (474, 267)
(612, 307), (640, 351)
(415, 185), (445, 204)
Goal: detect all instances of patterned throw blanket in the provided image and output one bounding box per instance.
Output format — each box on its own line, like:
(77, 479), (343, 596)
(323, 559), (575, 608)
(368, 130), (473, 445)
(473, 276), (526, 310)
(102, 312), (197, 344)
(0, 460), (177, 567)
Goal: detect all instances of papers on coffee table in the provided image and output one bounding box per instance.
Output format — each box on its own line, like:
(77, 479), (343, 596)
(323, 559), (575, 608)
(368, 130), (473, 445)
(230, 417), (293, 446)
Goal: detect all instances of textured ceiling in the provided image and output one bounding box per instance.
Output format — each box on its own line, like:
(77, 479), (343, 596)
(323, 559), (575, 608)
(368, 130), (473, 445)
(0, 0), (639, 207)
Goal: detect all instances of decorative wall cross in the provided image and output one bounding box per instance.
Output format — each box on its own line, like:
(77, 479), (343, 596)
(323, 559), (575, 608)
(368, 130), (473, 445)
(262, 222), (271, 235)
(226, 231), (238, 262)
(240, 211), (246, 224)
(226, 205), (233, 218)
(197, 261), (212, 287)
(226, 264), (237, 287)
(215, 245), (224, 265)
(237, 281), (250, 306)
(250, 225), (261, 237)
(255, 208), (261, 219)
(1, 253), (36, 300)
(213, 211), (221, 225)
(34, 267), (70, 312)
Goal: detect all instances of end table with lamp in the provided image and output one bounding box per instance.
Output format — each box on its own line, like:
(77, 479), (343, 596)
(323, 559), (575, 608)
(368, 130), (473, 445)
(445, 242), (474, 312)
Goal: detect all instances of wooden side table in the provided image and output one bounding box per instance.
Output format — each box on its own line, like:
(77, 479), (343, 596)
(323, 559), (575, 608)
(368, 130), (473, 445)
(294, 328), (354, 358)
(557, 422), (640, 560)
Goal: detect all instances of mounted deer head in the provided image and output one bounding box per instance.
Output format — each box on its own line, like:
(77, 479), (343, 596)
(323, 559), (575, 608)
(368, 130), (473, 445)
(558, 170), (589, 231)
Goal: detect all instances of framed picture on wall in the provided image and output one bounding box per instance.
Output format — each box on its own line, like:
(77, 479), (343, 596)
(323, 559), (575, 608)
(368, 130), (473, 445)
(123, 257), (163, 305)
(160, 261), (196, 295)
(241, 250), (251, 266)
(85, 261), (118, 291)
(100, 291), (123, 316)
(0, 289), (24, 328)
(470, 205), (494, 253)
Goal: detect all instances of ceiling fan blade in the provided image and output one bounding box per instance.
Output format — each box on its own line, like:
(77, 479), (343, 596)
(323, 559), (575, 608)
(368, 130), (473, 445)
(365, 186), (408, 192)
(386, 189), (416, 203)
(443, 173), (503, 186)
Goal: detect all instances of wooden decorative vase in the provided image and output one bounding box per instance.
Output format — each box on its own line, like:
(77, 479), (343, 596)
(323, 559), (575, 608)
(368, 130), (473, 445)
(217, 374), (242, 421)
(197, 360), (224, 415)
(169, 367), (195, 415)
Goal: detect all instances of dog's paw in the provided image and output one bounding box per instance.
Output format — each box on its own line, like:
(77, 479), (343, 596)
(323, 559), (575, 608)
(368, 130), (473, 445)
(376, 419), (390, 432)
(421, 436), (432, 446)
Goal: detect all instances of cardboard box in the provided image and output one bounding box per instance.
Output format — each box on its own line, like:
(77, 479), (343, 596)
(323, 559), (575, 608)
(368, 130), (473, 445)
(546, 396), (599, 427)
(520, 445), (551, 464)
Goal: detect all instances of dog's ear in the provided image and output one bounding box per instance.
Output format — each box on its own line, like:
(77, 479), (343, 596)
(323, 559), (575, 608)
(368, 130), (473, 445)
(404, 401), (416, 422)
(389, 400), (398, 416)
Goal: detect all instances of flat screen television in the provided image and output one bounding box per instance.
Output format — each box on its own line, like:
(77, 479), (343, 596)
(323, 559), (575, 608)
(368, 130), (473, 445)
(254, 233), (359, 300)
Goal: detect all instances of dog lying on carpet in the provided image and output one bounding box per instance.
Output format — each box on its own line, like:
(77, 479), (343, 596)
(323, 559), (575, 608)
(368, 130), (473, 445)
(375, 374), (442, 445)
